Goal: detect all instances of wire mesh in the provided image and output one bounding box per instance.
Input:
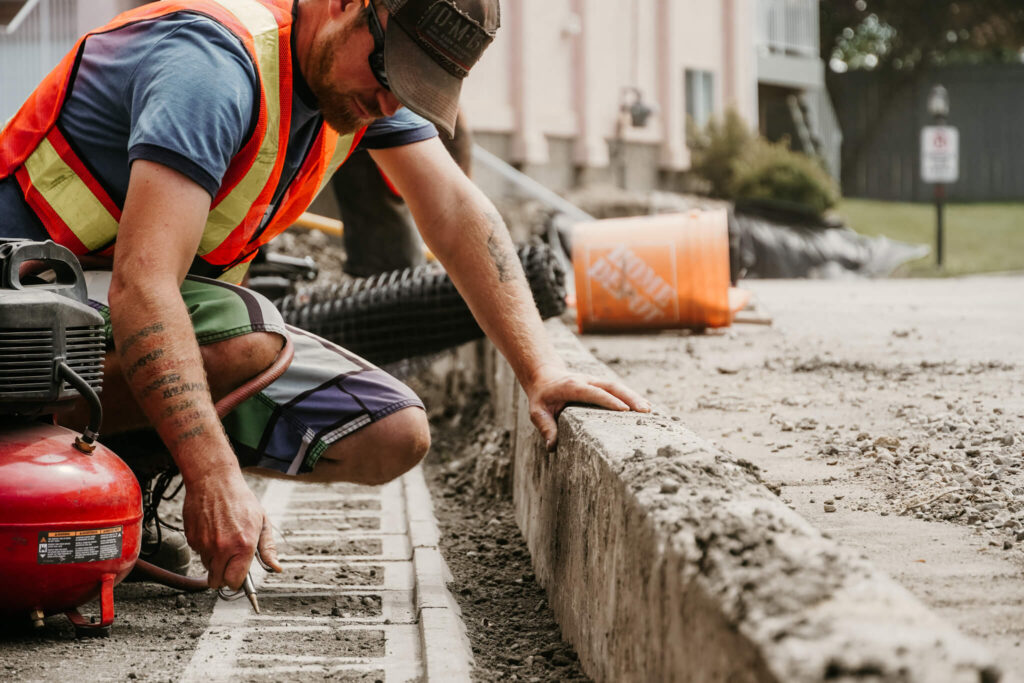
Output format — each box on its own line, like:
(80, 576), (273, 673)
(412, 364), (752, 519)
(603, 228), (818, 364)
(275, 244), (566, 366)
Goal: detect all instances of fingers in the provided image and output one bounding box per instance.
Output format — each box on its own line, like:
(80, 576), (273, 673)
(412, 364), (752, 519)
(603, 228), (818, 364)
(222, 550), (255, 591)
(203, 522), (279, 590)
(569, 381), (630, 412)
(589, 378), (652, 412)
(258, 517), (283, 573)
(529, 404), (559, 451)
(528, 373), (652, 451)
(205, 551), (228, 590)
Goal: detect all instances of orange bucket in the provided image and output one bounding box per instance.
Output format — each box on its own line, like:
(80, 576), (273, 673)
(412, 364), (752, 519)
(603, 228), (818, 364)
(572, 210), (749, 332)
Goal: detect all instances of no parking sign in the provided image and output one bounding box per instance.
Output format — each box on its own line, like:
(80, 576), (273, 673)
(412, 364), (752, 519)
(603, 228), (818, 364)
(921, 126), (959, 184)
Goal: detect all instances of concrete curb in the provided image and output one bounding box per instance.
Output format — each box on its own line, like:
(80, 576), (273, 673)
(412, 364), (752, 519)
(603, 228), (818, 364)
(403, 466), (474, 681)
(481, 320), (1002, 683)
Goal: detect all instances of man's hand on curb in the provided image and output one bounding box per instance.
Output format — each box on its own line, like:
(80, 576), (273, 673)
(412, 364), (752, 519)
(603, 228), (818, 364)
(525, 365), (651, 451)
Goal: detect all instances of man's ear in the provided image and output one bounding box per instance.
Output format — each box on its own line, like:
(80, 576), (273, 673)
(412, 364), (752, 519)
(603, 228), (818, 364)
(337, 0), (363, 15)
(327, 0), (354, 19)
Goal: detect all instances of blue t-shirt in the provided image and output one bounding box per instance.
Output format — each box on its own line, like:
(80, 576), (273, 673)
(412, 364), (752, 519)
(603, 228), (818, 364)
(0, 10), (436, 242)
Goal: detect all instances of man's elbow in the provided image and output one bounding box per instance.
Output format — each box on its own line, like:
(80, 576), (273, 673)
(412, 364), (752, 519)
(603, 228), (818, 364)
(107, 268), (178, 314)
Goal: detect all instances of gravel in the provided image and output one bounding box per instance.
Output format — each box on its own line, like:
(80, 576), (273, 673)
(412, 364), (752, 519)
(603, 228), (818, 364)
(425, 403), (591, 682)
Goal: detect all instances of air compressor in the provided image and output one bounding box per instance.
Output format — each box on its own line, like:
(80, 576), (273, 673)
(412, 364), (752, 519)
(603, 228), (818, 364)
(0, 239), (141, 636)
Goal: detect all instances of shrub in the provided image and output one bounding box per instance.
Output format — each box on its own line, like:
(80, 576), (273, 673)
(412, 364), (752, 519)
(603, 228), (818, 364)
(729, 139), (840, 217)
(686, 108), (752, 198)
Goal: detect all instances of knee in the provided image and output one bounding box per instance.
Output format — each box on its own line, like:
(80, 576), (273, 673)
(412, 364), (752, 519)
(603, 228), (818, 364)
(315, 407), (431, 485)
(366, 409), (430, 483)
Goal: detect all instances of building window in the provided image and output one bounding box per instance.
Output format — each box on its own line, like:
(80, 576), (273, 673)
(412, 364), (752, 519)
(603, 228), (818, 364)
(685, 69), (715, 128)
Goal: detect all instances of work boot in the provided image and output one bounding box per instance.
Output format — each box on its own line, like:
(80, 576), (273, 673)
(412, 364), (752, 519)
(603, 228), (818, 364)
(135, 523), (193, 577)
(101, 430), (195, 579)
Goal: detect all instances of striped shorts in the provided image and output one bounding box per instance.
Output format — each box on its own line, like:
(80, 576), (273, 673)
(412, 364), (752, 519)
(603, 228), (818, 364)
(85, 272), (424, 474)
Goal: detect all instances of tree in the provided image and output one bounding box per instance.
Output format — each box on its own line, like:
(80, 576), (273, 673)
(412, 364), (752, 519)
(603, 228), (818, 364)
(821, 0), (1024, 72)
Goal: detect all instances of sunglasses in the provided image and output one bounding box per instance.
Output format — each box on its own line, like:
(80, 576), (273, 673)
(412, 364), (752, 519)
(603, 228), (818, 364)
(363, 0), (390, 90)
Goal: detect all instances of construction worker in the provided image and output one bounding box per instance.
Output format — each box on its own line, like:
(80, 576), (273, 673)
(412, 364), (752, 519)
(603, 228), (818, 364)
(0, 0), (650, 592)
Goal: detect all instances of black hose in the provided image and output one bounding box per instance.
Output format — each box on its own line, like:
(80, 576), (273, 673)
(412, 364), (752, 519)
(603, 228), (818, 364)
(275, 244), (567, 366)
(58, 360), (102, 445)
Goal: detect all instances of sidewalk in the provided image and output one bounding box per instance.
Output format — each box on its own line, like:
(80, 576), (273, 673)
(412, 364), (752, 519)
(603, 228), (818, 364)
(181, 468), (471, 682)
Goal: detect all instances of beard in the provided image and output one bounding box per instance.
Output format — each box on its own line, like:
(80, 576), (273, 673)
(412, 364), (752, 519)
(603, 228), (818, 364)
(306, 19), (383, 134)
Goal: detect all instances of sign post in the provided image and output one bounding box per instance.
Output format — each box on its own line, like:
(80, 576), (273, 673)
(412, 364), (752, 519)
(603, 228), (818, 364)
(921, 86), (957, 268)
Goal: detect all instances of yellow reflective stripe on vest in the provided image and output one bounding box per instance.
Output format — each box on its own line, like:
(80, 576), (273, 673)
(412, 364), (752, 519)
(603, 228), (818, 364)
(315, 132), (358, 195)
(199, 0), (282, 256)
(22, 137), (118, 251)
(218, 261), (251, 284)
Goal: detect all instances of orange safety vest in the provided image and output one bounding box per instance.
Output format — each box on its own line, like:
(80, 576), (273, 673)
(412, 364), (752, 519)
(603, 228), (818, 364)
(0, 0), (363, 283)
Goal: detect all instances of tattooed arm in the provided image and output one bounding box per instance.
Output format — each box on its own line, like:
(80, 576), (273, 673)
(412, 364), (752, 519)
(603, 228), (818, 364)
(108, 160), (267, 590)
(371, 140), (650, 448)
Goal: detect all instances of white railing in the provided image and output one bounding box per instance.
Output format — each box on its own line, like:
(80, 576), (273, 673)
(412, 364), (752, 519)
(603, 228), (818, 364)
(758, 0), (819, 58)
(0, 0), (80, 122)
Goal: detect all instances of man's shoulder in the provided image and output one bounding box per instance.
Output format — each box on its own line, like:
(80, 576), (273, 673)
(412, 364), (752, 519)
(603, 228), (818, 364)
(91, 10), (256, 77)
(358, 109), (438, 151)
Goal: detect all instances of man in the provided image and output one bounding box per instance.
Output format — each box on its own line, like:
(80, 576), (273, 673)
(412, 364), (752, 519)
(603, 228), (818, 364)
(0, 0), (649, 592)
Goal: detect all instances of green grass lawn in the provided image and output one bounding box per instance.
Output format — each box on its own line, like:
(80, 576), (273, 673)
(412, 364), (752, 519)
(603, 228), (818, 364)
(837, 199), (1024, 276)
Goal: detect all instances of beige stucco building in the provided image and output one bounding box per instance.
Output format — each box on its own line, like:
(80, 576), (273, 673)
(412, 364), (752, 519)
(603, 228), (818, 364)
(460, 0), (838, 192)
(2, 0), (839, 195)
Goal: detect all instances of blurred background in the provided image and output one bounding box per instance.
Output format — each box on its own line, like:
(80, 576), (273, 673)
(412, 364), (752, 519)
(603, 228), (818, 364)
(3, 0), (1022, 276)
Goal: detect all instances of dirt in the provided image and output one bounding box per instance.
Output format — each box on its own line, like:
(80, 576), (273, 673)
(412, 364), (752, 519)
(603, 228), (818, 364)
(0, 472), (261, 682)
(0, 585), (217, 682)
(254, 594), (382, 619)
(266, 564), (385, 587)
(239, 628), (385, 657)
(425, 401), (591, 683)
(280, 515), (381, 532)
(238, 670), (386, 683)
(289, 538), (384, 556)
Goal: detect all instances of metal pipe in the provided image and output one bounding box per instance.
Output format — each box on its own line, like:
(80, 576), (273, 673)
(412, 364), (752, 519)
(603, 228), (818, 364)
(471, 144), (595, 224)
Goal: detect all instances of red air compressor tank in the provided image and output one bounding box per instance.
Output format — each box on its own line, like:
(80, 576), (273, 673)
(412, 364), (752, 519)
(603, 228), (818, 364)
(0, 422), (142, 633)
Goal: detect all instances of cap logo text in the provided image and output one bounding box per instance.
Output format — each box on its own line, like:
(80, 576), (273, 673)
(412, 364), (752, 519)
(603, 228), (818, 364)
(416, 2), (493, 74)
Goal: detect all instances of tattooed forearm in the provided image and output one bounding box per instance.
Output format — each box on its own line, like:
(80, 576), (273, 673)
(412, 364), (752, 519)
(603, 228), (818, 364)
(170, 409), (205, 431)
(118, 322), (164, 357)
(176, 425), (207, 443)
(124, 348), (165, 381)
(162, 382), (208, 399)
(485, 213), (514, 283)
(162, 398), (198, 419)
(141, 373), (181, 398)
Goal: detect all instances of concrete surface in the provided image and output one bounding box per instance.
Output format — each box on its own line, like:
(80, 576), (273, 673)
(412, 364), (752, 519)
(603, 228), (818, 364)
(180, 470), (471, 682)
(479, 314), (1009, 682)
(585, 275), (1024, 678)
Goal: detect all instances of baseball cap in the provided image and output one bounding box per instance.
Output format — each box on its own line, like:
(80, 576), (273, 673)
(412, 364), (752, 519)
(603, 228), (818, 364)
(378, 0), (500, 136)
